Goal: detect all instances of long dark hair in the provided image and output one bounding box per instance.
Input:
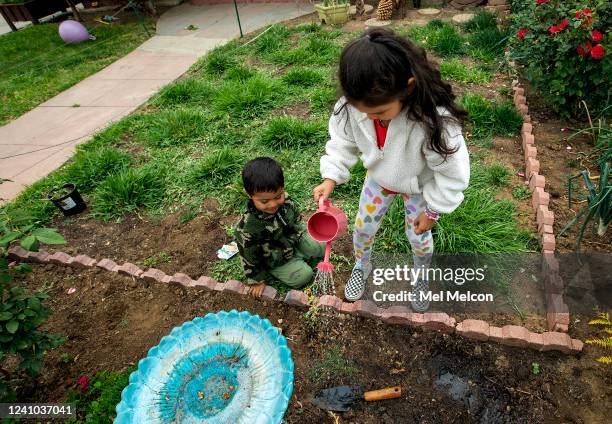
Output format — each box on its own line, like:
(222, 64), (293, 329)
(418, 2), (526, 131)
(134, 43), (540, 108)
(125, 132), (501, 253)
(337, 28), (466, 157)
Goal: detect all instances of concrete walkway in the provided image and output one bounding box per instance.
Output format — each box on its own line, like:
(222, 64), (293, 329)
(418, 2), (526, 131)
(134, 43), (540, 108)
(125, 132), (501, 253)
(0, 3), (314, 203)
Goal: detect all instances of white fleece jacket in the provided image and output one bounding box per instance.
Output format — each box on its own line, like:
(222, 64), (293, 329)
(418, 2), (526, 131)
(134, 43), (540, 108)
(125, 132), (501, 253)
(320, 99), (470, 214)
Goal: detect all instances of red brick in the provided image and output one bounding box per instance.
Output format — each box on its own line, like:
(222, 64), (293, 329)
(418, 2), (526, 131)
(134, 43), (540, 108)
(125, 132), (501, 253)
(570, 338), (584, 353)
(544, 272), (564, 294)
(524, 146), (537, 163)
(538, 224), (553, 236)
(117, 262), (144, 278)
(96, 258), (119, 272)
(553, 323), (569, 333)
(542, 233), (556, 251)
(408, 313), (426, 326)
(354, 300), (380, 318)
(525, 158), (540, 177)
(518, 104), (529, 115)
(28, 250), (51, 264)
(522, 132), (535, 149)
(190, 276), (217, 290)
(317, 295), (343, 311)
(71, 254), (96, 268)
(213, 282), (225, 292)
(7, 246), (30, 261)
(546, 293), (569, 317)
(501, 325), (530, 348)
(489, 326), (503, 342)
(141, 268), (170, 283)
(261, 285), (278, 300)
(514, 95), (526, 107)
(529, 174), (545, 192)
(527, 332), (545, 351)
(513, 86), (525, 96)
(423, 312), (456, 333)
(380, 305), (412, 325)
(340, 302), (357, 314)
(523, 114), (531, 123)
(49, 251), (73, 266)
(536, 205), (554, 226)
(167, 273), (192, 287)
(284, 290), (310, 308)
(521, 123), (532, 135)
(532, 187), (550, 210)
(456, 319), (490, 341)
(541, 332), (572, 354)
(223, 279), (247, 294)
(542, 252), (559, 273)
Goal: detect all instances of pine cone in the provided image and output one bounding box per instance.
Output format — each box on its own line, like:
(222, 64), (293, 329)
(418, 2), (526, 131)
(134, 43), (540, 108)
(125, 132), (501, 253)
(377, 0), (394, 21)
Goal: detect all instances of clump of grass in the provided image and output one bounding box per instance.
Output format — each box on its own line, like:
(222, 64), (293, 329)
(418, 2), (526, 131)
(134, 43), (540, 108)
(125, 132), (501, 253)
(469, 26), (509, 60)
(309, 86), (337, 114)
(64, 146), (132, 192)
(213, 74), (284, 119)
(483, 163), (511, 188)
(427, 19), (446, 30)
(186, 147), (244, 189)
(307, 346), (357, 384)
(439, 59), (491, 84)
(134, 108), (208, 147)
(204, 46), (239, 76)
(253, 25), (291, 55)
(260, 116), (327, 149)
(224, 65), (256, 82)
(459, 93), (522, 138)
(282, 67), (324, 87)
(429, 24), (465, 57)
(272, 34), (341, 65)
(463, 10), (498, 32)
(152, 79), (216, 107)
(512, 185), (530, 200)
(293, 22), (321, 33)
(91, 166), (167, 219)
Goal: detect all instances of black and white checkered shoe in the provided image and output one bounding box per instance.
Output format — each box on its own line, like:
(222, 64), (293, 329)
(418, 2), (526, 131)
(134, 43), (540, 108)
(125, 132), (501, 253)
(410, 278), (430, 312)
(344, 263), (371, 302)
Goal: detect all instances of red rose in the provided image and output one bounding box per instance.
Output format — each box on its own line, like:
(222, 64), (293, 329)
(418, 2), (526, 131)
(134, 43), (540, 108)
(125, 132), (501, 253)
(583, 9), (592, 15)
(590, 44), (605, 60)
(577, 45), (586, 56)
(576, 11), (582, 18)
(517, 29), (529, 40)
(537, 0), (548, 5)
(585, 41), (593, 51)
(560, 19), (569, 30)
(549, 25), (559, 34)
(77, 375), (89, 391)
(591, 30), (603, 43)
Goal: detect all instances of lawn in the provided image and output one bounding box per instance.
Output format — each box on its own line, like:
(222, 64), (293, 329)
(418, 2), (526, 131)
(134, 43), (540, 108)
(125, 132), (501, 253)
(0, 21), (151, 125)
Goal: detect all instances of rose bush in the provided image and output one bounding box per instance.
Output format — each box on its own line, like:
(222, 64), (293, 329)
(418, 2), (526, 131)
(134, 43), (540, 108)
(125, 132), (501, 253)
(509, 0), (611, 117)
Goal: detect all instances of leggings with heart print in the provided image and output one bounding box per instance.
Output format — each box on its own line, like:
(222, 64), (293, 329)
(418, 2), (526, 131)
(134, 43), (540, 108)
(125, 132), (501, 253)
(354, 173), (433, 271)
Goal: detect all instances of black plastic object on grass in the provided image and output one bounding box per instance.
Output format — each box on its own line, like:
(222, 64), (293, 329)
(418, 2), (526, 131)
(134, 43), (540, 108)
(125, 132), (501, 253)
(48, 183), (86, 216)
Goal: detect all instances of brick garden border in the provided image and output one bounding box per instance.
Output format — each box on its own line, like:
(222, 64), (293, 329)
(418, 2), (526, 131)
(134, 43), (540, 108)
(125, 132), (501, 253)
(8, 245), (583, 354)
(511, 79), (571, 334)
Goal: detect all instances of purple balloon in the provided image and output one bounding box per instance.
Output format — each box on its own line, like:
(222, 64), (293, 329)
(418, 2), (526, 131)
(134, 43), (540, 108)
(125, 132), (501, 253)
(59, 20), (95, 44)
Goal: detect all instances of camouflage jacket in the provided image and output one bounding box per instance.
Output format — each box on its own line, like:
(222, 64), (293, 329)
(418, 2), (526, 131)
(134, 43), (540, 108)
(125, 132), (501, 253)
(235, 196), (305, 285)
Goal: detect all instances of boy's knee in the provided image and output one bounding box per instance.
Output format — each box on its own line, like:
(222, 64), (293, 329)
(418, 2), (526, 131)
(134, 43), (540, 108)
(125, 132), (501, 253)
(282, 262), (314, 288)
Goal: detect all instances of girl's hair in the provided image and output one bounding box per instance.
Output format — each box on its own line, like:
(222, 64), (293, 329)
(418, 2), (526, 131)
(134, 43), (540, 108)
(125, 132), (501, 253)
(337, 28), (466, 157)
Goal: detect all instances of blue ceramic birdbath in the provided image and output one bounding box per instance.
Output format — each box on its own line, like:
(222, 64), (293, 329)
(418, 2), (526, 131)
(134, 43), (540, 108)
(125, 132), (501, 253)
(114, 310), (294, 423)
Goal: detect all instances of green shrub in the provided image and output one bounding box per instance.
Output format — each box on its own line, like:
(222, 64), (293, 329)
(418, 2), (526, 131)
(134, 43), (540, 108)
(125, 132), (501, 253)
(439, 59), (492, 84)
(509, 1), (612, 116)
(186, 147), (244, 189)
(135, 108), (208, 147)
(464, 10), (498, 32)
(64, 147), (131, 192)
(260, 116), (327, 149)
(152, 79), (216, 107)
(91, 166), (167, 219)
(213, 75), (284, 119)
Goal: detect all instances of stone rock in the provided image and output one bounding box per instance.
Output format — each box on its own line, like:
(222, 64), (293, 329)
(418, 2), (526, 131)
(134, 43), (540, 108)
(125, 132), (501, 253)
(452, 13), (475, 24)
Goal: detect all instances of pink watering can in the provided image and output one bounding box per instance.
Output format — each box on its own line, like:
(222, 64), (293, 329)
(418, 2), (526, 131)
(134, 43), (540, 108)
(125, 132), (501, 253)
(307, 198), (347, 295)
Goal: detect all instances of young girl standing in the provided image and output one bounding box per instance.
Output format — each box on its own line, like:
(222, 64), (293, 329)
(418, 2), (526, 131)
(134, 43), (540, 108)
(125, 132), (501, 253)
(313, 28), (470, 311)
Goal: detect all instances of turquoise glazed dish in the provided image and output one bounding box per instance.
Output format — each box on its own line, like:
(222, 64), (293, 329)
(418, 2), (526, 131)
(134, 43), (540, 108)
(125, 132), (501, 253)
(114, 310), (294, 423)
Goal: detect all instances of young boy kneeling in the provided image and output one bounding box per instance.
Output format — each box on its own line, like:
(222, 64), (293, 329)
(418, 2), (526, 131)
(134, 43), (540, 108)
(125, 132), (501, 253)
(235, 157), (325, 297)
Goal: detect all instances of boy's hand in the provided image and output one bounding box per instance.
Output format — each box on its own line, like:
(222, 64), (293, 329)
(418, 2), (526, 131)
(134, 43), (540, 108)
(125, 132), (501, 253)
(248, 283), (266, 298)
(313, 179), (336, 202)
(414, 212), (435, 235)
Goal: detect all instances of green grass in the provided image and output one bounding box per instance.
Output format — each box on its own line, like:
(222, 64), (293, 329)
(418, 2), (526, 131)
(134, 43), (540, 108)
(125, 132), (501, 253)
(64, 146), (132, 192)
(259, 116), (327, 149)
(459, 92), (523, 139)
(463, 11), (498, 33)
(0, 22), (151, 125)
(468, 26), (509, 61)
(151, 79), (216, 107)
(185, 147), (245, 190)
(211, 256), (245, 282)
(282, 67), (325, 87)
(213, 74), (284, 119)
(476, 163), (511, 188)
(307, 346), (357, 384)
(439, 59), (491, 84)
(512, 185), (531, 200)
(134, 108), (209, 147)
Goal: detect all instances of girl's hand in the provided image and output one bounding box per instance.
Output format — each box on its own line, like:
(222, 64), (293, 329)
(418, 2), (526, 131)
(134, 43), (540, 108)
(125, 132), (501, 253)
(248, 283), (266, 298)
(313, 179), (336, 202)
(414, 212), (435, 235)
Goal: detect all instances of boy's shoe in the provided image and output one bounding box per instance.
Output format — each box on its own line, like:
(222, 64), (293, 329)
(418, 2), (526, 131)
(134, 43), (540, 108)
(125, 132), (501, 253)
(410, 278), (430, 312)
(344, 263), (372, 302)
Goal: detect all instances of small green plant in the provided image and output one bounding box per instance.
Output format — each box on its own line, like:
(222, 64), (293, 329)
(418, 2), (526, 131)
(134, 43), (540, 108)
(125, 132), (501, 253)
(186, 147), (245, 189)
(0, 197), (67, 401)
(260, 116), (327, 149)
(66, 368), (134, 423)
(152, 79), (216, 107)
(531, 362), (541, 375)
(282, 67), (324, 87)
(484, 163), (511, 188)
(512, 185), (531, 200)
(463, 10), (498, 33)
(430, 24), (466, 56)
(61, 352), (72, 364)
(211, 257), (245, 282)
(179, 205), (199, 224)
(213, 74), (284, 119)
(205, 46), (239, 76)
(469, 26), (509, 60)
(64, 146), (132, 192)
(307, 346), (357, 384)
(585, 312), (612, 365)
(135, 108), (208, 148)
(459, 93), (523, 139)
(224, 65), (256, 82)
(439, 59), (492, 84)
(252, 25), (291, 56)
(142, 252), (172, 268)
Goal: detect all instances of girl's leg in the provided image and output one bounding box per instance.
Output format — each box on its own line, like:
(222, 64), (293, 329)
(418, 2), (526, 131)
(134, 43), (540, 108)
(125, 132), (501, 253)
(403, 193), (434, 311)
(346, 174), (395, 301)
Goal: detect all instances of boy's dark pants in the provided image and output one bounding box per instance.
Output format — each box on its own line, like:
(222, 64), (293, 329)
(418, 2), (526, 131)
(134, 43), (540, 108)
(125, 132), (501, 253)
(269, 233), (325, 288)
